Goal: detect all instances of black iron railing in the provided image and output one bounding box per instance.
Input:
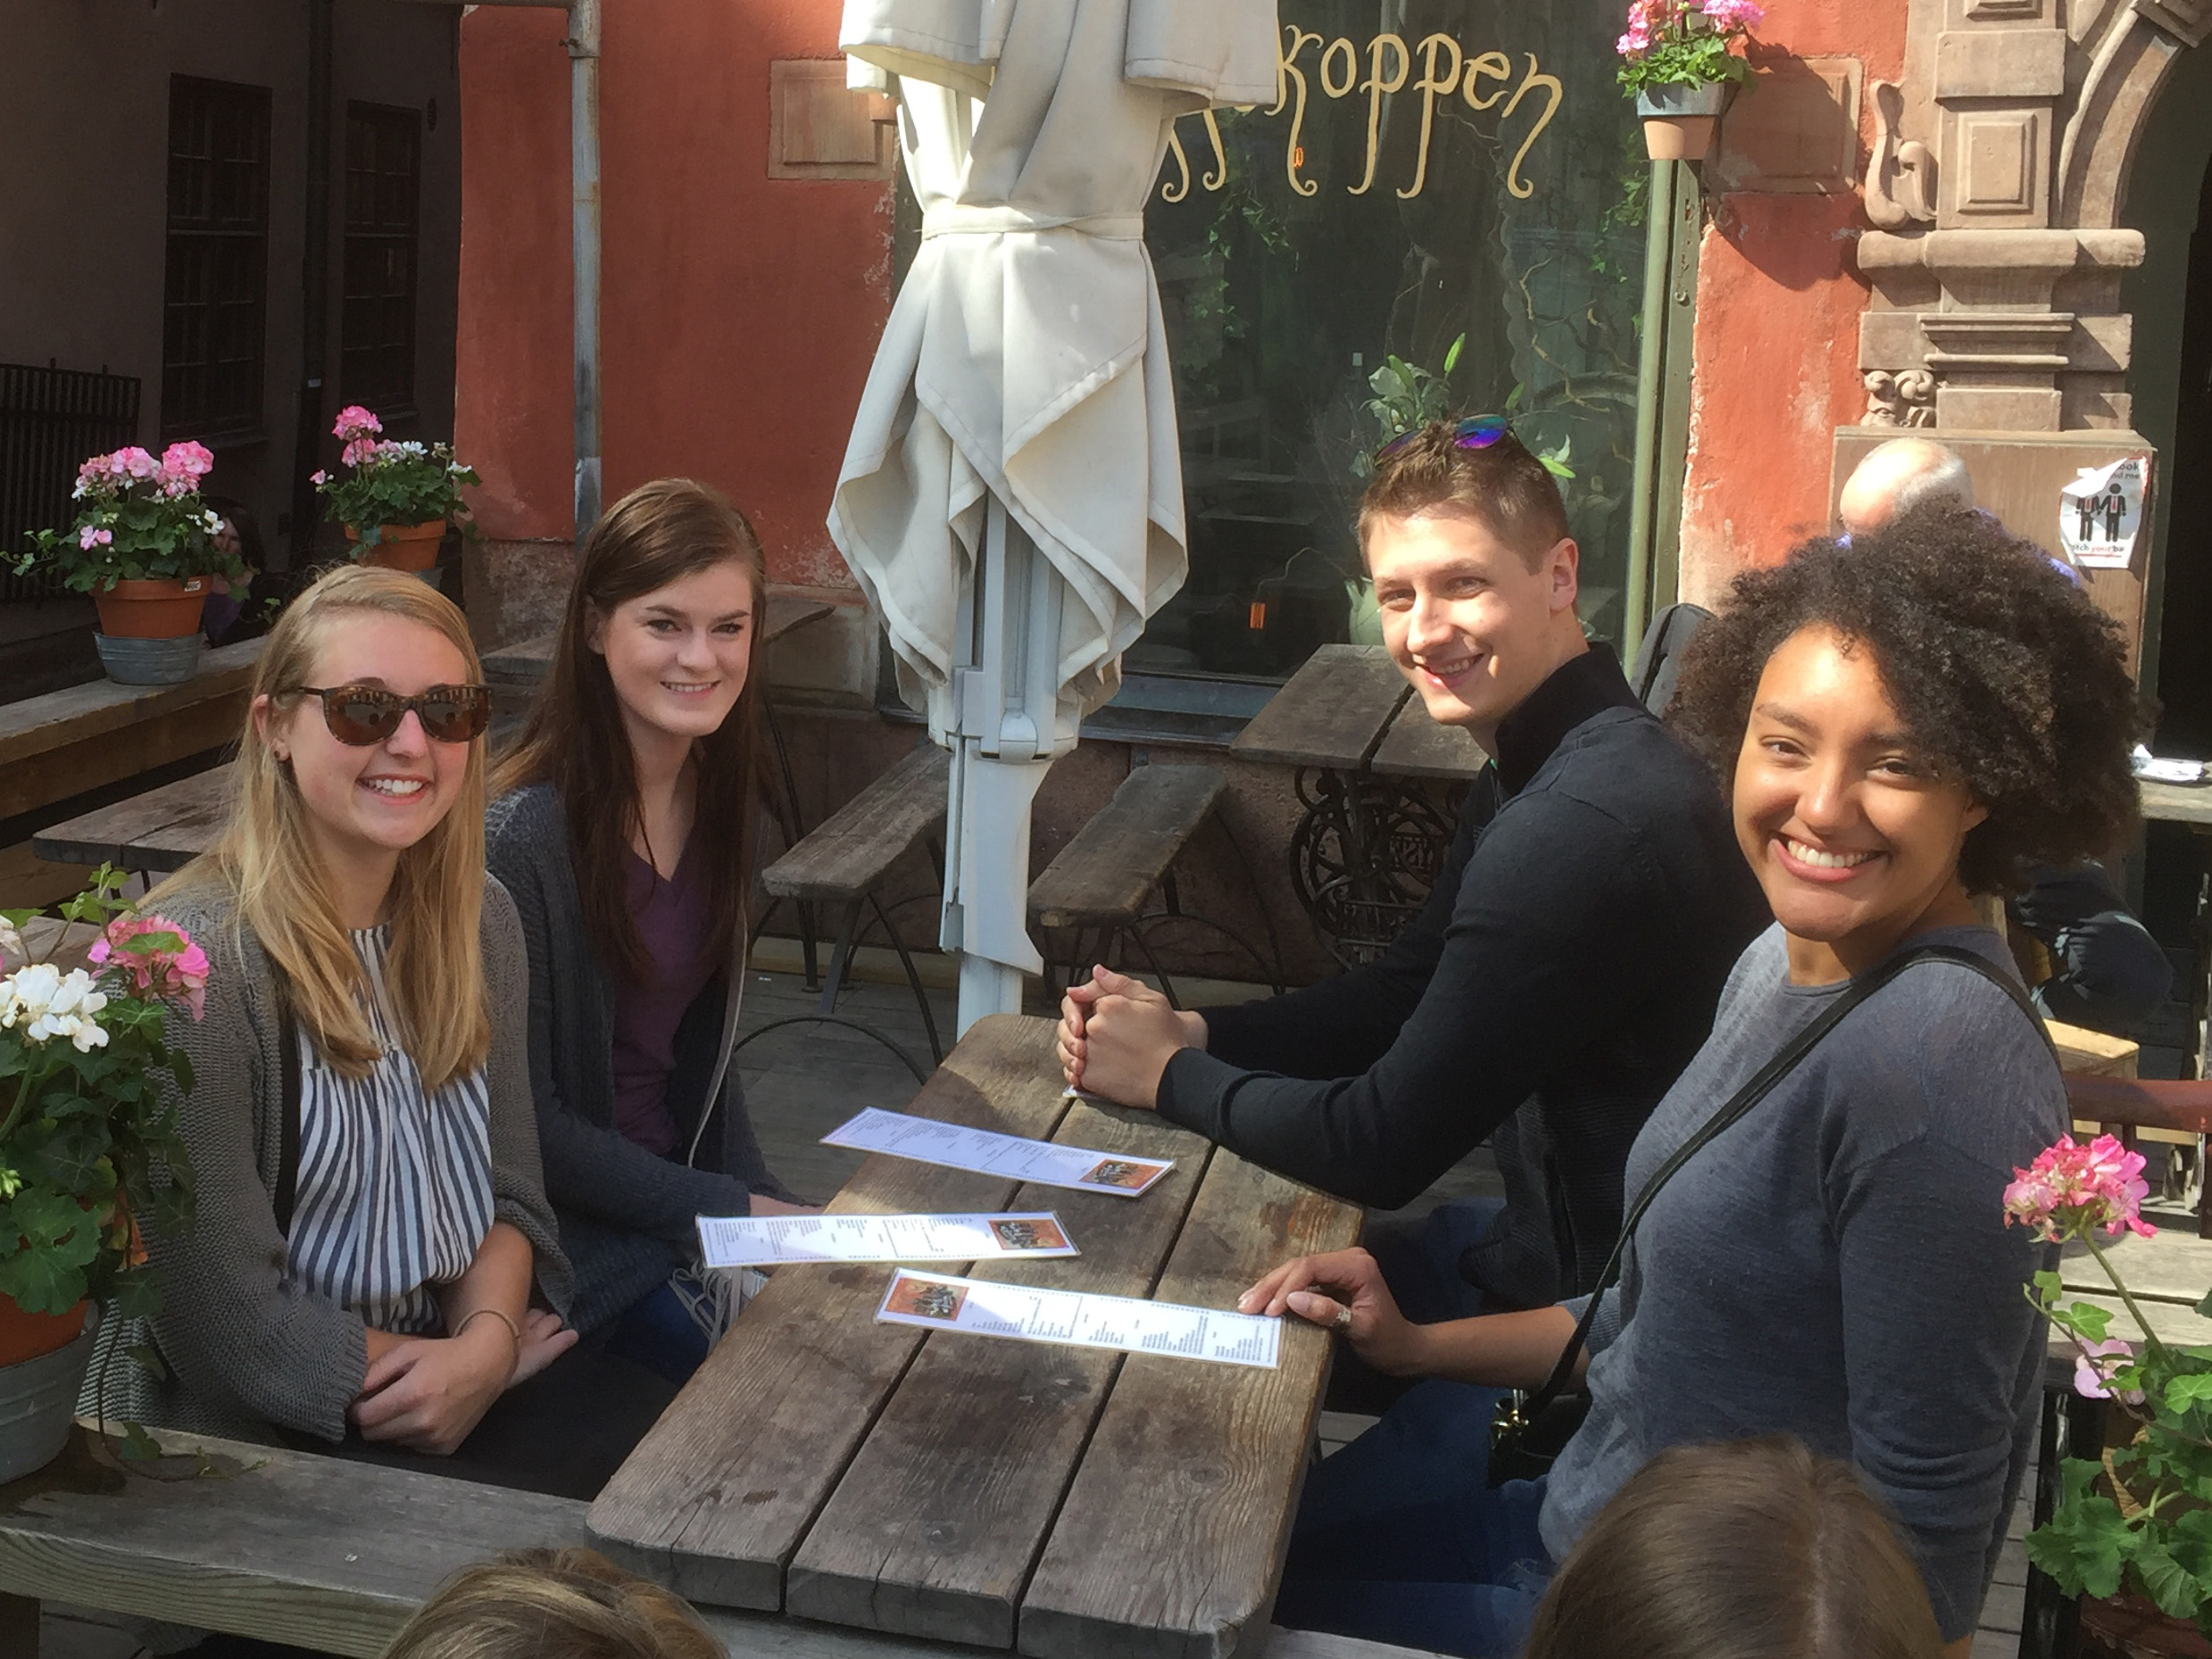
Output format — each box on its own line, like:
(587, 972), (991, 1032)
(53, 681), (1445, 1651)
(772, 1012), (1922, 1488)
(0, 362), (144, 601)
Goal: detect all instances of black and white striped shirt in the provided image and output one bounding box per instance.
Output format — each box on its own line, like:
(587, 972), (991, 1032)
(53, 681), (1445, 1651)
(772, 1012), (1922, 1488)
(287, 927), (495, 1335)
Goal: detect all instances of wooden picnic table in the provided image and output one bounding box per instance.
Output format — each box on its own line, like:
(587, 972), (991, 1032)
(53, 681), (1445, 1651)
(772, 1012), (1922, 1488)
(590, 1013), (1362, 1659)
(0, 1423), (1412, 1659)
(33, 764), (232, 876)
(1229, 644), (1483, 965)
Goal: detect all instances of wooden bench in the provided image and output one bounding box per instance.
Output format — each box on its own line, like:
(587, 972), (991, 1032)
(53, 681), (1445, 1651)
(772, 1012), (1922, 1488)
(0, 1426), (1443, 1659)
(745, 740), (953, 1079)
(0, 638), (262, 908)
(1027, 763), (1281, 1005)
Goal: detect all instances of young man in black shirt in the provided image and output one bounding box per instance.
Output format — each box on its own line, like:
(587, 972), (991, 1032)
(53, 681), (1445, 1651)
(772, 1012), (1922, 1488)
(1059, 420), (1768, 1323)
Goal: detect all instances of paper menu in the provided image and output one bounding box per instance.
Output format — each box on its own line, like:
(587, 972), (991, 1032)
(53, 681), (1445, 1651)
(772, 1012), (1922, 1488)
(820, 1107), (1174, 1198)
(875, 1270), (1281, 1370)
(697, 1211), (1079, 1269)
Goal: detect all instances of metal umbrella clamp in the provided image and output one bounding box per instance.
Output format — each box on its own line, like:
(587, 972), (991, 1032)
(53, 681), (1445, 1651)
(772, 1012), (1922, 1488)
(828, 0), (1279, 1036)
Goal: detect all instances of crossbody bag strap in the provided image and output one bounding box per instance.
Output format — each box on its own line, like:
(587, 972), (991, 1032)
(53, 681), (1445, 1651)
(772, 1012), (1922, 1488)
(1517, 942), (2050, 1422)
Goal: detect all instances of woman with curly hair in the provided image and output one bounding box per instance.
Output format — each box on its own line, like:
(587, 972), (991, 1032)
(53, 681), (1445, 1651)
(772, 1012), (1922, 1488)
(1247, 504), (2139, 1658)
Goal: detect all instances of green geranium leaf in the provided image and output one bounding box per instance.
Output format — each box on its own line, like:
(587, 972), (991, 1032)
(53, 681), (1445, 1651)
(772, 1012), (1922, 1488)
(117, 1421), (162, 1463)
(125, 1341), (168, 1381)
(2140, 1540), (2203, 1619)
(2027, 1496), (2133, 1600)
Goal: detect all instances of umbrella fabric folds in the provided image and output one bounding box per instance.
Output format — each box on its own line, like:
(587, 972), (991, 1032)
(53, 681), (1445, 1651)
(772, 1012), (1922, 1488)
(829, 0), (1277, 1033)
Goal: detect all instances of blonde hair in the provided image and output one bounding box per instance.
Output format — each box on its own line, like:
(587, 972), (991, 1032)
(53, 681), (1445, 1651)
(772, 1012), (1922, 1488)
(156, 564), (490, 1087)
(381, 1547), (725, 1659)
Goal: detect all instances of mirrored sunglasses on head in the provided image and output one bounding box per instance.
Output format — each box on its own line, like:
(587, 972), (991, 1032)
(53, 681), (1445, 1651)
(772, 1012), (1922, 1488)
(293, 684), (493, 745)
(1375, 413), (1511, 466)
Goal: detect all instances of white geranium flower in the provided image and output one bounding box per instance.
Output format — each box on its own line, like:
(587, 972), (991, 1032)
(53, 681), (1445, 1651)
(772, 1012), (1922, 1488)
(0, 964), (109, 1049)
(0, 917), (21, 966)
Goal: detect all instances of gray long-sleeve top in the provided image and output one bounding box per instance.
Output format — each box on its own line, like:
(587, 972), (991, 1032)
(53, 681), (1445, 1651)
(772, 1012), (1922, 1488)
(86, 875), (573, 1444)
(486, 783), (790, 1336)
(1541, 924), (2063, 1642)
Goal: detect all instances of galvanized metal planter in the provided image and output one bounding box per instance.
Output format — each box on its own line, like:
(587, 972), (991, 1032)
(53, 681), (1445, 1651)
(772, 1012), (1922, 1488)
(94, 631), (206, 685)
(0, 1310), (99, 1485)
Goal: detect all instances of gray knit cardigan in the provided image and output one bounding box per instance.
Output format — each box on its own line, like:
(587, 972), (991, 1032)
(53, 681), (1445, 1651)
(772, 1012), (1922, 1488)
(485, 783), (791, 1337)
(83, 875), (573, 1445)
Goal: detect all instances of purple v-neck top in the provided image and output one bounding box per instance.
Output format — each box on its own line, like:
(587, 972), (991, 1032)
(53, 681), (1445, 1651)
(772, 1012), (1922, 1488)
(610, 839), (716, 1157)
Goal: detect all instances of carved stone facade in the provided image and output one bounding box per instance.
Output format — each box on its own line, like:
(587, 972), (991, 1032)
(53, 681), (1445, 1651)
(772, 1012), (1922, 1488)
(1842, 0), (2209, 660)
(1853, 0), (2210, 433)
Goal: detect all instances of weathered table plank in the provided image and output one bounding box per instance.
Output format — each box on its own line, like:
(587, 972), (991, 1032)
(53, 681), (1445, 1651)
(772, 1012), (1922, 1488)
(0, 1428), (587, 1657)
(1028, 767), (1225, 931)
(31, 763), (235, 874)
(1368, 697), (1486, 783)
(786, 1102), (1217, 1646)
(1227, 646), (1408, 773)
(1019, 1158), (1364, 1659)
(589, 1016), (1077, 1610)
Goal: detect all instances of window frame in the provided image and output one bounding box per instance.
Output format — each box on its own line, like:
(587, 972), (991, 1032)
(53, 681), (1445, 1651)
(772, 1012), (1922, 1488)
(339, 100), (424, 421)
(162, 75), (273, 445)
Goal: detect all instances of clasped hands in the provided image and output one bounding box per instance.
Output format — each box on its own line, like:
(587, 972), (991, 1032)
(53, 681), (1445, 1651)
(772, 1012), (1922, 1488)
(1056, 966), (1207, 1107)
(352, 1306), (577, 1455)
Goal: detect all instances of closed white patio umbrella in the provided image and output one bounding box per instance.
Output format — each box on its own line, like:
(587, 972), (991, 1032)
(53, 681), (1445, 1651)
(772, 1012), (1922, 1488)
(829, 0), (1278, 1035)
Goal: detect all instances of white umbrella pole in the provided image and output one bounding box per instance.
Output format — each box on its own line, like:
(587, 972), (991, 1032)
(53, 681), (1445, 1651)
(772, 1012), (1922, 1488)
(941, 497), (1072, 1036)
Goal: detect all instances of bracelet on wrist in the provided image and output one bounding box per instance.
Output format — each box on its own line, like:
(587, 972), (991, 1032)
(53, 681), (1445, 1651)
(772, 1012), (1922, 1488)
(454, 1306), (522, 1348)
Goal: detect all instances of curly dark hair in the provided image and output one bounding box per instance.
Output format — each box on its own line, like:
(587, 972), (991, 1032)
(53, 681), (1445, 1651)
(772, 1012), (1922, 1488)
(1667, 505), (2141, 893)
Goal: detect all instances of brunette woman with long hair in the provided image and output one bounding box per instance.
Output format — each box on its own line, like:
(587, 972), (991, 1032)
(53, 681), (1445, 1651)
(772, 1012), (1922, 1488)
(94, 566), (675, 1527)
(488, 478), (802, 1386)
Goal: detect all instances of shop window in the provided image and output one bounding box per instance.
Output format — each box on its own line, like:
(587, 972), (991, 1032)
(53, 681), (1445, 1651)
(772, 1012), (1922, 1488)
(162, 77), (272, 442)
(1142, 2), (1650, 679)
(341, 104), (422, 419)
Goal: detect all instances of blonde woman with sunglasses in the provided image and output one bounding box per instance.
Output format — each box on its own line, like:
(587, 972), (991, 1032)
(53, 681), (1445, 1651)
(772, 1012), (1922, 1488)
(91, 566), (675, 1502)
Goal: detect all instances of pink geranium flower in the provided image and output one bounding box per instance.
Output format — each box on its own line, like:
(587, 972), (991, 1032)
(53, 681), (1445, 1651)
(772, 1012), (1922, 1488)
(2074, 1336), (2148, 1405)
(2004, 1133), (2157, 1241)
(340, 436), (382, 469)
(332, 405), (383, 443)
(76, 525), (112, 551)
(88, 915), (210, 1021)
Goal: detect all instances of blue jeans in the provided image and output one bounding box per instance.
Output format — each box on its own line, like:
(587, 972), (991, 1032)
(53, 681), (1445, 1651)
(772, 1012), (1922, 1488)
(603, 1279), (711, 1385)
(1276, 1381), (1553, 1657)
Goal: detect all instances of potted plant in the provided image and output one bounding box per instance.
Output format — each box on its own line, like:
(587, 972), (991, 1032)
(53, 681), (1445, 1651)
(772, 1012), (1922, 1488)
(0, 870), (200, 1482)
(312, 405), (479, 575)
(14, 442), (247, 685)
(1617, 0), (1764, 162)
(2009, 1132), (2212, 1648)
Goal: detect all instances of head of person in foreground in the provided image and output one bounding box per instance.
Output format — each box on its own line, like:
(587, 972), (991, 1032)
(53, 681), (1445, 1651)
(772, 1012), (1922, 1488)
(1837, 437), (1975, 537)
(381, 1547), (725, 1659)
(1522, 1437), (1946, 1659)
(1359, 418), (1585, 751)
(1667, 505), (2138, 976)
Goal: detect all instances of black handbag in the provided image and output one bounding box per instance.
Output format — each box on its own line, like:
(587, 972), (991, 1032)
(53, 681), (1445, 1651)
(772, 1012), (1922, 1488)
(1485, 942), (2051, 1488)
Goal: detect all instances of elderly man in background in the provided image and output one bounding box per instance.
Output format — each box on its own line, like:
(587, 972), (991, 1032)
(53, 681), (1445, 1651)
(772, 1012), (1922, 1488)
(1834, 438), (2173, 1036)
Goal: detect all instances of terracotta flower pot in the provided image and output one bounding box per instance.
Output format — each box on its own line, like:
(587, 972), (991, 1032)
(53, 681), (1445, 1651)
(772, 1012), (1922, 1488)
(0, 1296), (87, 1370)
(346, 519), (447, 573)
(2081, 1589), (2212, 1656)
(1637, 82), (1733, 162)
(91, 575), (211, 640)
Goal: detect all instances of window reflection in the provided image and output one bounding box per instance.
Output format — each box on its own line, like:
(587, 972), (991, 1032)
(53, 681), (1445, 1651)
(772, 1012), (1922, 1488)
(1140, 0), (1649, 681)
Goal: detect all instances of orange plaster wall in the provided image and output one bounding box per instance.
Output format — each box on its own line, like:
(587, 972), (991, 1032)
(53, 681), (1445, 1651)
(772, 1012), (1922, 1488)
(455, 0), (894, 586)
(1676, 0), (1908, 603)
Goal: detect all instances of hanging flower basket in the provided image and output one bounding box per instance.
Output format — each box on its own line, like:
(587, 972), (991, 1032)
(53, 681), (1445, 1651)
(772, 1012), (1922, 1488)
(1635, 81), (1735, 162)
(1617, 0), (1762, 162)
